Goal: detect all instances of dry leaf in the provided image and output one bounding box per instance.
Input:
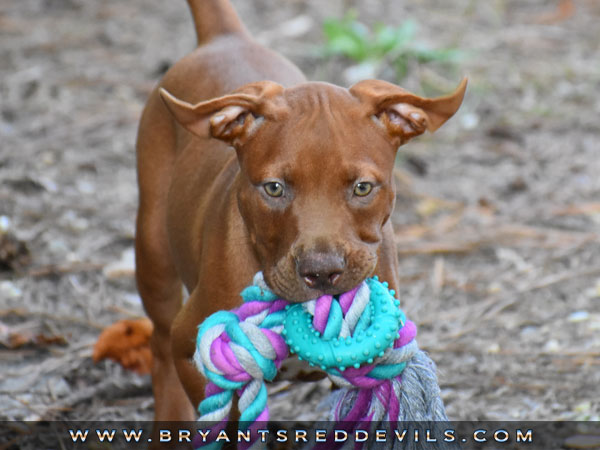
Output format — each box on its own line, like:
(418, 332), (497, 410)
(0, 232), (31, 272)
(534, 0), (575, 24)
(102, 248), (135, 280)
(394, 224), (430, 242)
(554, 202), (600, 216)
(0, 321), (67, 349)
(415, 195), (462, 219)
(431, 257), (446, 295)
(93, 318), (153, 375)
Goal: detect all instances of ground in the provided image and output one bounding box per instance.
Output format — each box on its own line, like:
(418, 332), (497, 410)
(1, 0), (599, 427)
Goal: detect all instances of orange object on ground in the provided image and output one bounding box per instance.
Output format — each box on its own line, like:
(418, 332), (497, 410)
(93, 318), (153, 375)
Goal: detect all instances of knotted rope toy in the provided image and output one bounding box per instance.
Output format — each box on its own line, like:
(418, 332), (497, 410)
(193, 273), (447, 449)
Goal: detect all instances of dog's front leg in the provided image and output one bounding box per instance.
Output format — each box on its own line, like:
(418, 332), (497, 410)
(170, 297), (208, 413)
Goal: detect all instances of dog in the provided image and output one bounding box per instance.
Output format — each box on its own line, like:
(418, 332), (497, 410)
(135, 0), (466, 424)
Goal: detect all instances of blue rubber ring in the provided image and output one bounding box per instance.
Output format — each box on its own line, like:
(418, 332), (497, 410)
(282, 278), (403, 371)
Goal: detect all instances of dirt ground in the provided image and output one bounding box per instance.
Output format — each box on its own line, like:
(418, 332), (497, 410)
(1, 0), (599, 425)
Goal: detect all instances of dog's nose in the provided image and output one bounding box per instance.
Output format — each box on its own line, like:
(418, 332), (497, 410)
(297, 253), (345, 290)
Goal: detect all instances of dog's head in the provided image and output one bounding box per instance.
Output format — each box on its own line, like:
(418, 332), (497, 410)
(160, 78), (466, 301)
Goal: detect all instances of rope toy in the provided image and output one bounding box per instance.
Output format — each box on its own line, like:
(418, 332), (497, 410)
(193, 273), (447, 449)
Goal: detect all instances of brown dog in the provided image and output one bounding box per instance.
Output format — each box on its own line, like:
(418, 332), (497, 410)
(135, 0), (466, 423)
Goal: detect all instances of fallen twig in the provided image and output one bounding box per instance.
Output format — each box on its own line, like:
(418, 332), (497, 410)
(36, 376), (150, 421)
(26, 262), (104, 278)
(440, 264), (600, 339)
(396, 221), (599, 255)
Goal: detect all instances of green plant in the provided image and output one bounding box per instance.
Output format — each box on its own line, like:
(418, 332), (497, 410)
(321, 11), (463, 81)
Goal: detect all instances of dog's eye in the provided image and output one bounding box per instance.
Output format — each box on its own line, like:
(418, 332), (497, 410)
(264, 182), (284, 197)
(353, 182), (373, 197)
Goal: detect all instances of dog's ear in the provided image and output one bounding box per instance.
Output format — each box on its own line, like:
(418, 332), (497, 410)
(159, 81), (284, 147)
(350, 78), (467, 147)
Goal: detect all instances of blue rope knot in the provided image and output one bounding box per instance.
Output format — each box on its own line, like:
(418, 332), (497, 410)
(192, 272), (448, 450)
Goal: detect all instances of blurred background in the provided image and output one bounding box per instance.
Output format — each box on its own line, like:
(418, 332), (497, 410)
(1, 0), (599, 422)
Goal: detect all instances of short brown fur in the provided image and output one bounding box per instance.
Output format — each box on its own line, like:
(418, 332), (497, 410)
(135, 0), (466, 432)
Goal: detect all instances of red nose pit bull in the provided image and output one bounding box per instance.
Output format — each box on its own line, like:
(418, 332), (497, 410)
(135, 0), (466, 425)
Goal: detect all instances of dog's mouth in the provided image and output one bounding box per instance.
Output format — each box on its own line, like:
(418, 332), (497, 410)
(295, 285), (349, 302)
(277, 282), (358, 303)
(263, 264), (374, 303)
